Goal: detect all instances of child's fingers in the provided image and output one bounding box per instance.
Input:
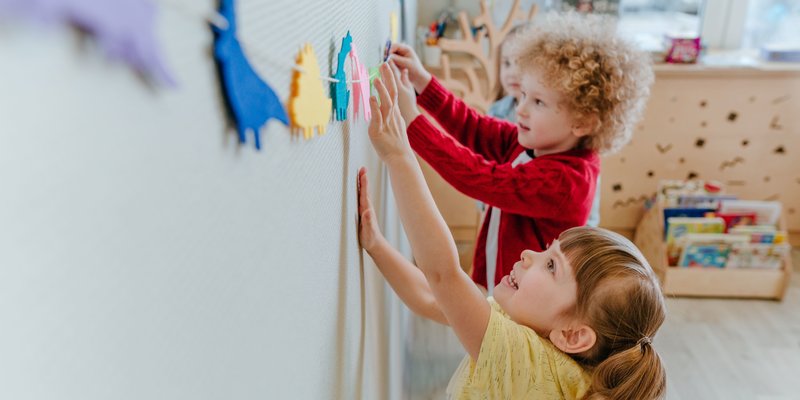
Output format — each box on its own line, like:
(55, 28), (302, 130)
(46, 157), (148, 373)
(388, 61), (403, 83)
(380, 63), (398, 103)
(359, 169), (373, 211)
(368, 95), (382, 135)
(388, 54), (412, 70)
(402, 68), (411, 87)
(374, 75), (392, 118)
(389, 42), (412, 57)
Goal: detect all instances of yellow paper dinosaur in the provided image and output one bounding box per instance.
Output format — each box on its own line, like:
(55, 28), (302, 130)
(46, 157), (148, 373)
(289, 43), (332, 140)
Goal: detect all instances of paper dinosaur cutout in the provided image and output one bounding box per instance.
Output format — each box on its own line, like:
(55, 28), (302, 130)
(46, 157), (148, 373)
(212, 0), (288, 150)
(289, 43), (331, 139)
(368, 66), (380, 88)
(330, 32), (352, 121)
(0, 0), (175, 86)
(349, 43), (371, 121)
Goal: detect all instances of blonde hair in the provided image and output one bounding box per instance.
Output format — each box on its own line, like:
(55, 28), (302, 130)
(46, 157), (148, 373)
(559, 226), (667, 400)
(516, 13), (653, 155)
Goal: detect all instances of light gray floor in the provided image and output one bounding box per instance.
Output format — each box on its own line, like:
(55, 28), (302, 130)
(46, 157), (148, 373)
(406, 249), (800, 400)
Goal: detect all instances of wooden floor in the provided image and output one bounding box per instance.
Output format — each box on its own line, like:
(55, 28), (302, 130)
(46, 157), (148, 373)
(406, 249), (800, 400)
(657, 248), (800, 400)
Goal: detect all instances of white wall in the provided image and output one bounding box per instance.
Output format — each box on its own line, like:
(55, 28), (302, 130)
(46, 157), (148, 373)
(0, 1), (410, 399)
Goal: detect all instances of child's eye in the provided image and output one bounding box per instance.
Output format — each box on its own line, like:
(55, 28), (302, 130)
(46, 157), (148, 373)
(535, 99), (545, 106)
(547, 259), (556, 274)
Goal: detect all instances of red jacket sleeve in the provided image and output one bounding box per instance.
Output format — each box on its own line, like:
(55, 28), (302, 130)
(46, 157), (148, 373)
(407, 115), (598, 219)
(416, 77), (518, 163)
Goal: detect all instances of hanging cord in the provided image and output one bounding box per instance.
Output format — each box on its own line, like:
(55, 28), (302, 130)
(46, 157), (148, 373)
(158, 0), (381, 84)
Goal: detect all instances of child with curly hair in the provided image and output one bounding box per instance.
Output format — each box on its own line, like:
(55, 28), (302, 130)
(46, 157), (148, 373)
(359, 62), (666, 399)
(388, 13), (653, 293)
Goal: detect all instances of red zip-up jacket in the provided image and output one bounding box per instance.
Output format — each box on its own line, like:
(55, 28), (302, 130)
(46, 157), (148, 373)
(407, 77), (599, 288)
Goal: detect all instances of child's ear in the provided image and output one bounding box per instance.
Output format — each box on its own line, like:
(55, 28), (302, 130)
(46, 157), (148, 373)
(571, 114), (599, 138)
(551, 324), (596, 354)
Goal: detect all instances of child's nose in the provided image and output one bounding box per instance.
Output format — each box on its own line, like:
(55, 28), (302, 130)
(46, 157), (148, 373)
(520, 250), (536, 267)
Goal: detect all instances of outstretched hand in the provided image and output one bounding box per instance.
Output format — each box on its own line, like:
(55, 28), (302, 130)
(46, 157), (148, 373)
(388, 61), (421, 124)
(388, 42), (432, 94)
(357, 167), (383, 253)
(368, 63), (413, 164)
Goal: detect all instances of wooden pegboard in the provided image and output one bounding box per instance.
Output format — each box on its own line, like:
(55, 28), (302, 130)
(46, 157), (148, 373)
(601, 68), (800, 237)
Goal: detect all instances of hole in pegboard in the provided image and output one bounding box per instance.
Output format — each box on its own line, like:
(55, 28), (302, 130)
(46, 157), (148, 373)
(764, 176), (771, 182)
(774, 146), (786, 154)
(620, 157), (626, 163)
(656, 143), (672, 154)
(687, 171), (699, 180)
(790, 208), (796, 215)
(719, 157), (744, 171)
(647, 170), (654, 178)
(669, 117), (675, 123)
(772, 94), (791, 105)
(699, 100), (707, 107)
(749, 96), (756, 103)
(679, 157), (686, 164)
(612, 183), (623, 192)
(670, 96), (678, 102)
(612, 194), (651, 209)
(727, 111), (738, 122)
(770, 115), (783, 130)
(727, 180), (746, 186)
(695, 138), (705, 148)
(741, 139), (749, 147)
(701, 121), (707, 128)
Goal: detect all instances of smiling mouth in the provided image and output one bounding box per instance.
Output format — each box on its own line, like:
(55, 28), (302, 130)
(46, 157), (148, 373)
(518, 123), (530, 132)
(509, 270), (520, 290)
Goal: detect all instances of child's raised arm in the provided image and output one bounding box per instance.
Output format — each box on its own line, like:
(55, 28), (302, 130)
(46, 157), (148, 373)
(357, 167), (447, 325)
(368, 63), (490, 360)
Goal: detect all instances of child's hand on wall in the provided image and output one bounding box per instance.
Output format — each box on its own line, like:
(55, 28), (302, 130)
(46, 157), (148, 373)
(368, 64), (413, 164)
(388, 43), (432, 94)
(357, 167), (383, 253)
(389, 62), (421, 124)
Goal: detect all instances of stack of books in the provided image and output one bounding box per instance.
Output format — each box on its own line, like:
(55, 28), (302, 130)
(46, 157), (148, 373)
(658, 180), (789, 269)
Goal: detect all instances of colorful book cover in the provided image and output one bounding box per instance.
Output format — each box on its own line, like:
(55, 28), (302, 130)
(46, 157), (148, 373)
(727, 242), (790, 269)
(717, 212), (757, 232)
(677, 233), (748, 268)
(718, 200), (782, 226)
(665, 217), (725, 265)
(662, 208), (716, 239)
(677, 194), (737, 209)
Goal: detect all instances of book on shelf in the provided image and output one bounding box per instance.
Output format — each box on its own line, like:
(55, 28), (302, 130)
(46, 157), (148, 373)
(677, 233), (749, 268)
(716, 211), (757, 232)
(665, 217), (726, 265)
(676, 194), (737, 209)
(727, 242), (791, 269)
(657, 179), (725, 207)
(728, 225), (787, 244)
(662, 207), (716, 239)
(718, 200), (782, 226)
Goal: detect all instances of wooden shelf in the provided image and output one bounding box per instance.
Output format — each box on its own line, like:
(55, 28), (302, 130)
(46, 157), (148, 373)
(633, 203), (793, 300)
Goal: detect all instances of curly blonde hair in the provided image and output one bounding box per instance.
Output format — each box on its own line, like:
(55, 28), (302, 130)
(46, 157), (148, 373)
(514, 13), (653, 155)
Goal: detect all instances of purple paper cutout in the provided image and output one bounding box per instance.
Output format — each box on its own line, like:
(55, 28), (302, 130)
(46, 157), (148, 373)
(330, 32), (352, 121)
(213, 0), (287, 150)
(0, 0), (175, 86)
(349, 43), (371, 121)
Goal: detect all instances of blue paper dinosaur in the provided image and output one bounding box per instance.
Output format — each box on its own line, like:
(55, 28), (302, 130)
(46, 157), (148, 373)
(212, 0), (288, 150)
(330, 32), (352, 121)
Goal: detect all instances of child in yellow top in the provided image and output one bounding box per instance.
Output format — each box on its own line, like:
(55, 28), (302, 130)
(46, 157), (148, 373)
(360, 62), (667, 399)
